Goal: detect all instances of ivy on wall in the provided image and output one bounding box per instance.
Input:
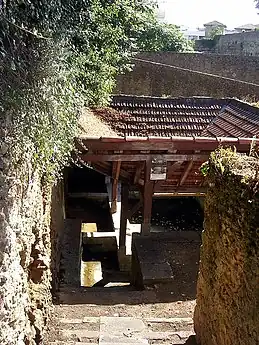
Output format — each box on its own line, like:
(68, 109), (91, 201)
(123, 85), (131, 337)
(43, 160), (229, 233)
(0, 1), (193, 181)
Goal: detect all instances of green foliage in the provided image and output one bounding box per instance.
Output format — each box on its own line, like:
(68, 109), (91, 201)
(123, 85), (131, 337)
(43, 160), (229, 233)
(0, 0), (192, 181)
(134, 17), (193, 52)
(208, 26), (224, 39)
(0, 0), (153, 180)
(209, 147), (237, 176)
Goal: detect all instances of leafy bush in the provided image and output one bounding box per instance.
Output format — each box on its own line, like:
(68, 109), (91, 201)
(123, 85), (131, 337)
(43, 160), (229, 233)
(0, 1), (192, 181)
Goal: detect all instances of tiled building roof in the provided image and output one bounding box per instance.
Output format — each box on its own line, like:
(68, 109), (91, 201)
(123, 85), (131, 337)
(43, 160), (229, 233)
(201, 100), (259, 138)
(90, 95), (259, 138)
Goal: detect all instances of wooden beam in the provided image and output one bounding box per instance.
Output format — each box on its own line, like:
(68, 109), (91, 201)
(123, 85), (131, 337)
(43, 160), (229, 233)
(91, 162), (143, 188)
(111, 161), (121, 214)
(134, 162), (144, 185)
(128, 199), (142, 219)
(179, 161), (194, 186)
(154, 192), (206, 197)
(80, 153), (209, 162)
(154, 184), (206, 194)
(168, 161), (183, 172)
(119, 183), (129, 253)
(78, 137), (257, 153)
(112, 161), (121, 180)
(141, 160), (154, 236)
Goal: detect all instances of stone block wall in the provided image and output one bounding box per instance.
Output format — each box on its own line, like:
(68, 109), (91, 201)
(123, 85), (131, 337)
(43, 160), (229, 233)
(0, 147), (65, 343)
(194, 150), (259, 345)
(50, 182), (66, 293)
(115, 59), (259, 99)
(135, 52), (259, 84)
(215, 31), (259, 57)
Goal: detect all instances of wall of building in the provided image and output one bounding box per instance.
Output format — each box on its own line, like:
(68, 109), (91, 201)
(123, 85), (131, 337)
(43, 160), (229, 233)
(194, 150), (259, 345)
(115, 57), (259, 99)
(0, 144), (65, 344)
(215, 31), (259, 56)
(195, 31), (259, 57)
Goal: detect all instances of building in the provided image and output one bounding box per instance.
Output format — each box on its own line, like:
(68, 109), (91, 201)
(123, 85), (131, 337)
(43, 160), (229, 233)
(203, 20), (227, 37)
(76, 94), (259, 240)
(234, 23), (259, 33)
(181, 26), (206, 40)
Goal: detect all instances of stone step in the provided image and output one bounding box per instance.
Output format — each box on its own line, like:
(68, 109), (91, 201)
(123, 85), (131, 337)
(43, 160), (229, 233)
(58, 316), (100, 324)
(49, 342), (97, 345)
(58, 316), (192, 324)
(58, 329), (99, 342)
(57, 316), (193, 331)
(48, 314), (195, 344)
(60, 328), (194, 342)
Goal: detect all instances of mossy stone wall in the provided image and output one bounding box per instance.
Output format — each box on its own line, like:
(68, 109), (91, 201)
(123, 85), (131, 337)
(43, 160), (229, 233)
(194, 151), (259, 345)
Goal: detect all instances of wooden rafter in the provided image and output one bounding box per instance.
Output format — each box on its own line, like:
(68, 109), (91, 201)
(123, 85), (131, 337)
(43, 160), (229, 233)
(112, 161), (121, 180)
(134, 162), (144, 185)
(141, 159), (154, 236)
(75, 137), (258, 196)
(81, 153), (209, 162)
(78, 137), (257, 153)
(178, 161), (194, 186)
(111, 161), (121, 213)
(128, 199), (142, 219)
(119, 183), (129, 252)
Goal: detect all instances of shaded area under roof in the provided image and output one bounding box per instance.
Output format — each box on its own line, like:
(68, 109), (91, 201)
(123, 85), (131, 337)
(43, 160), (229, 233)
(75, 136), (259, 196)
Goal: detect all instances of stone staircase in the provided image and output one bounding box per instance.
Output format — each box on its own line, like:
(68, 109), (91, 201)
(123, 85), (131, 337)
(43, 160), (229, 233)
(45, 286), (196, 345)
(47, 315), (195, 345)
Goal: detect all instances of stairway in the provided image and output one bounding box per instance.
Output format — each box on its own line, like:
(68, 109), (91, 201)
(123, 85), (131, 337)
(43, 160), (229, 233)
(45, 286), (197, 345)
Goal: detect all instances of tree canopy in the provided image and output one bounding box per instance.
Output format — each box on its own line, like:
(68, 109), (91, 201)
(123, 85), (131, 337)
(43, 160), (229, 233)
(135, 20), (193, 52)
(0, 0), (192, 179)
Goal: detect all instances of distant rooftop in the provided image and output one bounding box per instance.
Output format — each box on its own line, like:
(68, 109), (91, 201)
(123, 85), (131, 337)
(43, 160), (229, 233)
(234, 23), (259, 31)
(203, 20), (227, 28)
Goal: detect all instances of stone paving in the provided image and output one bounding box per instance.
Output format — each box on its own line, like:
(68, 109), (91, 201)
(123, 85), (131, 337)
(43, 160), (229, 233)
(47, 314), (195, 345)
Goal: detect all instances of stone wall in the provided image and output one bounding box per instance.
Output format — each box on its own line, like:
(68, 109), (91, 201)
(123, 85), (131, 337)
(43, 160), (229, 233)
(215, 31), (259, 56)
(194, 150), (259, 345)
(133, 52), (259, 84)
(195, 31), (259, 57)
(0, 145), (65, 343)
(115, 58), (259, 99)
(50, 181), (66, 293)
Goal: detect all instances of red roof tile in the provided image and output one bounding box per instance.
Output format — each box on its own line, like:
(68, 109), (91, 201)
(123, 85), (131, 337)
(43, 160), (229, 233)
(202, 100), (259, 138)
(90, 95), (259, 138)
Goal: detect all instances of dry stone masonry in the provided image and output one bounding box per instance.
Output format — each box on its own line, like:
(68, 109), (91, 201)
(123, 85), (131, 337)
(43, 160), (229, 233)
(0, 127), (64, 344)
(194, 149), (259, 345)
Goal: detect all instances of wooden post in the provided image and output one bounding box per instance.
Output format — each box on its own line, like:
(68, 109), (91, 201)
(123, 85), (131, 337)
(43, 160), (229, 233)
(141, 159), (153, 236)
(111, 161), (121, 214)
(119, 183), (129, 253)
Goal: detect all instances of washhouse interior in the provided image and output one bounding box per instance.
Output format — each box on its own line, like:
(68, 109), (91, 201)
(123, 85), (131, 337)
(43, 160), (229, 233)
(64, 165), (204, 291)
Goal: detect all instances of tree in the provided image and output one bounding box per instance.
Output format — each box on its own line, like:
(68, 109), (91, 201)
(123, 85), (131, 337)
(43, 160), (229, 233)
(0, 0), (192, 179)
(208, 26), (224, 39)
(133, 10), (193, 52)
(135, 22), (193, 52)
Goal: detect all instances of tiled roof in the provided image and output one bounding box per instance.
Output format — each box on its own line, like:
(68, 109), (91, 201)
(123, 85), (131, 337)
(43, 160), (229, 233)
(201, 100), (259, 138)
(107, 96), (227, 137)
(203, 20), (226, 27)
(90, 96), (259, 139)
(234, 24), (259, 30)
